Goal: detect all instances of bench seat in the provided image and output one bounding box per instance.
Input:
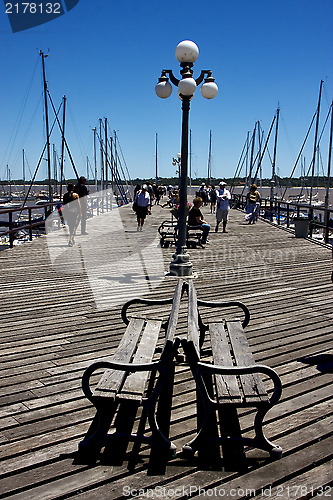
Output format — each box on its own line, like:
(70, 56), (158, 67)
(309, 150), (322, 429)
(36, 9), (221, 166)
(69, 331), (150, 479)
(78, 280), (185, 461)
(181, 280), (282, 460)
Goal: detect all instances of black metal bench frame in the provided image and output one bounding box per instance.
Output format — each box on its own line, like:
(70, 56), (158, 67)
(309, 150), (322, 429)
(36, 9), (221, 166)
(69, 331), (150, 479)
(78, 280), (185, 461)
(158, 219), (205, 248)
(181, 280), (283, 460)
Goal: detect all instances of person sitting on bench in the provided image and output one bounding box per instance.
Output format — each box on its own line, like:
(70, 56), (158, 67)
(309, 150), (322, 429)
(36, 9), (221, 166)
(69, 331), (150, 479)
(188, 197), (211, 245)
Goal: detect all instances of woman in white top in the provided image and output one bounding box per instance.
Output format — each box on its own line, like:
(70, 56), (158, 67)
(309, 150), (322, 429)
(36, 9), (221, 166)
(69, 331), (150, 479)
(134, 184), (151, 231)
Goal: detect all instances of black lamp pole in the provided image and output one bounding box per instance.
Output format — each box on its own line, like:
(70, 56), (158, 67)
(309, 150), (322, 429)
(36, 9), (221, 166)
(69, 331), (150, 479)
(169, 95), (191, 276)
(155, 41), (218, 277)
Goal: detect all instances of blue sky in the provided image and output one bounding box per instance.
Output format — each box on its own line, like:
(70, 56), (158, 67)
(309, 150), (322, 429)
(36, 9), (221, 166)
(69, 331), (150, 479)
(0, 0), (332, 184)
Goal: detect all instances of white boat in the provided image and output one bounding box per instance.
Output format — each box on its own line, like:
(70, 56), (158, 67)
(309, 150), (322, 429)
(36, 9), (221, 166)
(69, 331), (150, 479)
(0, 202), (22, 210)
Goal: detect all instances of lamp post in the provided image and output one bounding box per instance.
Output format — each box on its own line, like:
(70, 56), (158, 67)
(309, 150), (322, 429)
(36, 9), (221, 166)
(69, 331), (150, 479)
(155, 40), (218, 276)
(172, 153), (181, 177)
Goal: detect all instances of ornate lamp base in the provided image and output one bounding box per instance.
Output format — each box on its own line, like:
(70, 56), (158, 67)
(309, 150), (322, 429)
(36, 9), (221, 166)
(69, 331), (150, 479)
(168, 248), (193, 277)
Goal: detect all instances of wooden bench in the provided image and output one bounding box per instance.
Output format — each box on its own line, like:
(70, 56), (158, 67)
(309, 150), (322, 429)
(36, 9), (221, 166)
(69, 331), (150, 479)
(181, 280), (283, 460)
(78, 279), (185, 461)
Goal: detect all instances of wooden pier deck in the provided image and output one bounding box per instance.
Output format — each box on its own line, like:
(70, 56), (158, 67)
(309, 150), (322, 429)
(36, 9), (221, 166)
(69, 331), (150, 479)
(0, 204), (332, 499)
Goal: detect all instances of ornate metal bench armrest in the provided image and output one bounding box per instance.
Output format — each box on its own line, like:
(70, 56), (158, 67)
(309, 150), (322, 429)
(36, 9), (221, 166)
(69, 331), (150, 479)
(197, 362), (282, 406)
(82, 360), (160, 402)
(121, 297), (177, 325)
(197, 299), (251, 328)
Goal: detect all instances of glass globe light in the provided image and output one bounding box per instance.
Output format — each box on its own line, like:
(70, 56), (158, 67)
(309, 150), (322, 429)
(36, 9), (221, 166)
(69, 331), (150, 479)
(201, 81), (219, 99)
(178, 89), (194, 101)
(155, 81), (172, 99)
(178, 77), (197, 96)
(175, 40), (199, 63)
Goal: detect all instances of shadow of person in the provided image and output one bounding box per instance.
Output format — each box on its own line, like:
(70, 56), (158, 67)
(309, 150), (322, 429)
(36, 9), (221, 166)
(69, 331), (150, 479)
(298, 354), (333, 373)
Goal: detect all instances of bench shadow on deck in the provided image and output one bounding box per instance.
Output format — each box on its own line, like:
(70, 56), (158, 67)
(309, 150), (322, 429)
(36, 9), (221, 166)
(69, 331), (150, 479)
(0, 204), (332, 499)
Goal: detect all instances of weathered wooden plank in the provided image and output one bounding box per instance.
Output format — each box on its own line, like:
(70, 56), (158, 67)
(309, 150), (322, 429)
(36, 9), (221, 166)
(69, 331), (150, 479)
(91, 317), (144, 396)
(209, 322), (241, 403)
(226, 320), (269, 403)
(118, 319), (162, 400)
(187, 280), (200, 358)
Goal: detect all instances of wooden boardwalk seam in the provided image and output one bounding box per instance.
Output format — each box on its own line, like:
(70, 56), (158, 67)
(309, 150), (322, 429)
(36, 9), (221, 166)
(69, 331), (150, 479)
(0, 204), (332, 499)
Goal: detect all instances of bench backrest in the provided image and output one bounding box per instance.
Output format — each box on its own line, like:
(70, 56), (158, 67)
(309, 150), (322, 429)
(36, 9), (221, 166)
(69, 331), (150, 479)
(93, 280), (185, 401)
(185, 280), (201, 362)
(162, 279), (184, 356)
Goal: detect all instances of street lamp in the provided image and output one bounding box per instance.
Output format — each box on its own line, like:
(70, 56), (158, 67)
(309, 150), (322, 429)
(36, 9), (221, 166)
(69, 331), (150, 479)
(172, 153), (181, 177)
(155, 40), (218, 276)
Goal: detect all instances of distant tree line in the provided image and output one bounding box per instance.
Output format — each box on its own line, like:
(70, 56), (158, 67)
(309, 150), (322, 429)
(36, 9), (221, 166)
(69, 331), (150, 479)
(3, 176), (332, 188)
(131, 176), (333, 188)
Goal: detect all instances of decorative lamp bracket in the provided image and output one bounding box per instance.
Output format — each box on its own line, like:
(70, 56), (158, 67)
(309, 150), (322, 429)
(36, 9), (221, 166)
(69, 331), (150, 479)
(195, 70), (214, 86)
(162, 69), (180, 86)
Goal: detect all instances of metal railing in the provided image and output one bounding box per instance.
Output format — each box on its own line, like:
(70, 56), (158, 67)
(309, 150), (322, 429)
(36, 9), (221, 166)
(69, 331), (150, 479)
(231, 194), (333, 244)
(0, 202), (59, 248)
(0, 191), (119, 248)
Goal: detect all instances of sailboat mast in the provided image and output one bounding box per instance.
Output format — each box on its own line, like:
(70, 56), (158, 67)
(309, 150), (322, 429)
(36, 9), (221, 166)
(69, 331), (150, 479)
(270, 108), (280, 200)
(110, 136), (114, 194)
(22, 149), (25, 198)
(53, 144), (57, 195)
(207, 130), (212, 186)
(105, 118), (108, 188)
(93, 128), (98, 192)
(309, 80), (324, 205)
(248, 123), (257, 188)
(40, 51), (52, 203)
(60, 95), (66, 200)
(86, 157), (89, 183)
(155, 132), (158, 185)
(189, 129), (192, 188)
(324, 101), (333, 209)
(99, 119), (104, 192)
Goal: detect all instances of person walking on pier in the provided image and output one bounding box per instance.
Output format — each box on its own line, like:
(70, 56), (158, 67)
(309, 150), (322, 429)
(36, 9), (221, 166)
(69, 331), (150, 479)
(209, 185), (217, 213)
(62, 183), (81, 246)
(245, 184), (261, 224)
(75, 176), (89, 235)
(134, 184), (151, 231)
(215, 181), (231, 233)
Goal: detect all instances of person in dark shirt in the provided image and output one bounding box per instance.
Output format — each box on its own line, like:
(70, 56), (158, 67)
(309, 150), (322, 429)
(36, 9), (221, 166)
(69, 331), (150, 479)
(188, 197), (211, 244)
(75, 176), (89, 235)
(62, 183), (81, 246)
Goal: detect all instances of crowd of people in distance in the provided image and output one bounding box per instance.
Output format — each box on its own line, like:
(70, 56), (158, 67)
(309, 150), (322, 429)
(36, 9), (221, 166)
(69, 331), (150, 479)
(60, 176), (262, 247)
(131, 179), (263, 245)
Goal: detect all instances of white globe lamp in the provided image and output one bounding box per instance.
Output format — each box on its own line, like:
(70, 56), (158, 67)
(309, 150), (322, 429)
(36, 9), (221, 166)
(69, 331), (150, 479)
(155, 81), (172, 99)
(175, 40), (199, 63)
(201, 81), (219, 99)
(178, 77), (197, 96)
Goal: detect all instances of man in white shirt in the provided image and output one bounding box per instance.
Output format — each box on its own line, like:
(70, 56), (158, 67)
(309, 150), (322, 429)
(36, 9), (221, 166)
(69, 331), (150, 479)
(215, 181), (231, 233)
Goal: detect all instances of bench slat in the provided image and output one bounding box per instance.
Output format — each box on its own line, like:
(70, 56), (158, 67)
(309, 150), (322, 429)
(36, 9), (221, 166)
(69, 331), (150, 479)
(165, 279), (183, 345)
(187, 281), (200, 359)
(118, 319), (162, 401)
(226, 320), (268, 404)
(209, 323), (242, 403)
(93, 318), (145, 397)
